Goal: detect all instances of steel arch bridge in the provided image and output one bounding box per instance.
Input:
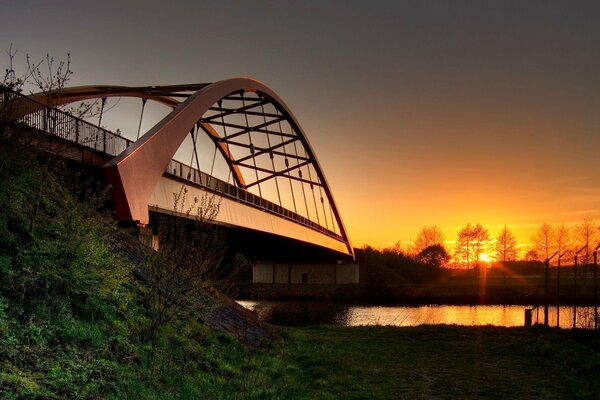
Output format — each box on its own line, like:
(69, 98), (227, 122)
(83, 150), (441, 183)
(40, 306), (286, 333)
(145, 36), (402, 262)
(3, 78), (353, 258)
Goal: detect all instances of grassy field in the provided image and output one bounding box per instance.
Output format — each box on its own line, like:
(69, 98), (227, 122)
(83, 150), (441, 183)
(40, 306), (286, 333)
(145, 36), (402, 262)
(113, 323), (600, 399)
(272, 325), (600, 400)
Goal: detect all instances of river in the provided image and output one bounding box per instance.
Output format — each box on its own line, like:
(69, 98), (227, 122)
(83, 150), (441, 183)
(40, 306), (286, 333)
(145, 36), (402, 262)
(238, 300), (598, 329)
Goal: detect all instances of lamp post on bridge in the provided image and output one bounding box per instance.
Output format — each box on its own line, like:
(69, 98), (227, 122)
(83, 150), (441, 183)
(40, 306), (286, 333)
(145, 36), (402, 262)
(556, 249), (570, 328)
(574, 245), (588, 330)
(545, 251), (558, 326)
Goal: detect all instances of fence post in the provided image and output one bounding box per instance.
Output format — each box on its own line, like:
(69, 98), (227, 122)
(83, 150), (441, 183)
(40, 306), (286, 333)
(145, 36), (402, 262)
(557, 257), (561, 328)
(545, 258), (550, 326)
(574, 255), (578, 330)
(594, 250), (598, 334)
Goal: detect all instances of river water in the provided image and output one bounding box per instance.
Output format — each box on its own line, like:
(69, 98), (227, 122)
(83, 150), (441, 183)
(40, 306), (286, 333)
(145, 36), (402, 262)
(238, 300), (598, 329)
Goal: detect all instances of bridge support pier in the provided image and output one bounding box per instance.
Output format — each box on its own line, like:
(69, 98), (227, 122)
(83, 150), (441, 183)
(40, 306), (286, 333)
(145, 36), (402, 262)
(253, 262), (359, 284)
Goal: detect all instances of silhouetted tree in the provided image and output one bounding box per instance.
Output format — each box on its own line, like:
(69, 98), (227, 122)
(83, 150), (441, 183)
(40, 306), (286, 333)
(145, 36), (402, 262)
(494, 225), (517, 285)
(576, 217), (596, 265)
(415, 244), (450, 268)
(554, 224), (571, 265)
(494, 225), (518, 262)
(524, 249), (541, 262)
(412, 225), (444, 255)
(531, 223), (554, 261)
(455, 223), (489, 268)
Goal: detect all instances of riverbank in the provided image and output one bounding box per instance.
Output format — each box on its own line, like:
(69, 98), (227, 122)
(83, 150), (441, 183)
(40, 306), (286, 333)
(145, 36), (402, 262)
(238, 272), (600, 306)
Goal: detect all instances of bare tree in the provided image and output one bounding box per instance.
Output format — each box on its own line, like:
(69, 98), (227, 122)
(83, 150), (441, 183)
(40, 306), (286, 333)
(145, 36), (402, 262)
(3, 44), (26, 91)
(576, 217), (596, 265)
(2, 49), (107, 234)
(141, 188), (225, 338)
(554, 224), (571, 264)
(412, 225), (445, 255)
(531, 223), (554, 261)
(494, 225), (517, 285)
(455, 223), (489, 268)
(471, 224), (490, 268)
(495, 225), (518, 262)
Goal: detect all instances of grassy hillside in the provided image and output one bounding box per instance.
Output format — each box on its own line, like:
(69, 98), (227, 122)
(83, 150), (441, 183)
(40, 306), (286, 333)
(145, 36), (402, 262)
(0, 139), (280, 399)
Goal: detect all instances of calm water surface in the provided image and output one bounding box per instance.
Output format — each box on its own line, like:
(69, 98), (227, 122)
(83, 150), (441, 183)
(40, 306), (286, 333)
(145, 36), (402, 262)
(238, 300), (597, 329)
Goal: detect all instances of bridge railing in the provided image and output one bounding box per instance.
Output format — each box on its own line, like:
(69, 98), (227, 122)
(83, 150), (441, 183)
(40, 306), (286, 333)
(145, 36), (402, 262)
(0, 86), (133, 157)
(166, 159), (344, 240)
(0, 86), (344, 242)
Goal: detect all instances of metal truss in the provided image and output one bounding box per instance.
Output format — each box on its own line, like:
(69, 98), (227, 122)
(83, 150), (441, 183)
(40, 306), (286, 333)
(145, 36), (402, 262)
(22, 79), (353, 255)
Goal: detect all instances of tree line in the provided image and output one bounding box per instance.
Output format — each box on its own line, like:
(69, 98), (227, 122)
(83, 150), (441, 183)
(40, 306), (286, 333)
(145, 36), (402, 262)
(380, 218), (600, 269)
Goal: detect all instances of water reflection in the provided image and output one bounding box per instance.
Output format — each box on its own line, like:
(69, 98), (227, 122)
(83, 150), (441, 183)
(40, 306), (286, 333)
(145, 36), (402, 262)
(238, 300), (597, 329)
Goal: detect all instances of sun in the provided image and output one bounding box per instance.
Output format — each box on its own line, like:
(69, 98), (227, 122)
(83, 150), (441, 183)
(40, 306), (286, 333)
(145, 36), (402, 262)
(479, 253), (492, 263)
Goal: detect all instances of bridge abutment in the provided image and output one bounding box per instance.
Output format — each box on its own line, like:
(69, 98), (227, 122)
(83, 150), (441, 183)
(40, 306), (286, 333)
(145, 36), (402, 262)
(252, 262), (359, 284)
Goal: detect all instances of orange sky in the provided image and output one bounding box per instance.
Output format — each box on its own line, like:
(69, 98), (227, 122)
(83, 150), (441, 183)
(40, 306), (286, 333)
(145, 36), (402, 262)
(3, 2), (600, 255)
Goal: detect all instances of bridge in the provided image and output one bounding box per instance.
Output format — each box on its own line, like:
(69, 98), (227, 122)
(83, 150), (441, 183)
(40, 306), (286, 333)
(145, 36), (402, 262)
(0, 79), (357, 284)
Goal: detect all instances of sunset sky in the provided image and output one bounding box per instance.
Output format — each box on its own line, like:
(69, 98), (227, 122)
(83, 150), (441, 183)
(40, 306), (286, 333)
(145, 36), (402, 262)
(2, 1), (600, 252)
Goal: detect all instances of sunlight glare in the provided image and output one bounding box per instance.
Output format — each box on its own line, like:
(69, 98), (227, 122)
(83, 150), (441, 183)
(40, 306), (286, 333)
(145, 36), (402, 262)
(479, 253), (491, 263)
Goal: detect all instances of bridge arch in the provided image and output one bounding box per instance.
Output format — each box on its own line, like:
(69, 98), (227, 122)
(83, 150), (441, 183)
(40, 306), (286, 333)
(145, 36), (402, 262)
(25, 78), (352, 255)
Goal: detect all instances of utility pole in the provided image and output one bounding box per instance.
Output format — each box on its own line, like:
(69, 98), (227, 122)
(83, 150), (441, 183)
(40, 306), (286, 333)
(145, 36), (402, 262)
(545, 251), (558, 326)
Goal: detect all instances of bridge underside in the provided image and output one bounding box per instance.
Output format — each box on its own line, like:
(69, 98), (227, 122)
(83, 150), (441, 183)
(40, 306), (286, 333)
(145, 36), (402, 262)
(150, 175), (351, 256)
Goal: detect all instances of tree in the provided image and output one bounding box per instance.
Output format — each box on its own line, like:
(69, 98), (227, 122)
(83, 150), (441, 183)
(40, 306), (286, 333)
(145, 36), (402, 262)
(415, 244), (450, 268)
(412, 225), (445, 255)
(576, 217), (596, 265)
(2, 48), (104, 235)
(454, 223), (490, 268)
(495, 225), (518, 262)
(524, 249), (541, 262)
(388, 240), (403, 255)
(471, 224), (490, 268)
(531, 223), (554, 261)
(554, 224), (571, 264)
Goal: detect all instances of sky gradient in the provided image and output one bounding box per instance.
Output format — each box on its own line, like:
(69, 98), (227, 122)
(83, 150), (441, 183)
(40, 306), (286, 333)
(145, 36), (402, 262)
(2, 1), (600, 251)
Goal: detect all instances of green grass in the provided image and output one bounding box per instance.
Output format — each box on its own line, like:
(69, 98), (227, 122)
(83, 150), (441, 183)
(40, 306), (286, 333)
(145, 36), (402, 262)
(276, 325), (600, 399)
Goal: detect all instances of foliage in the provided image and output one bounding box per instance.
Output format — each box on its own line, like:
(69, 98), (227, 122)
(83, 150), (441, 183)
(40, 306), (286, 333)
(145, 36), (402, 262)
(415, 244), (450, 268)
(141, 187), (225, 337)
(0, 143), (131, 398)
(0, 141), (279, 399)
(356, 245), (443, 285)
